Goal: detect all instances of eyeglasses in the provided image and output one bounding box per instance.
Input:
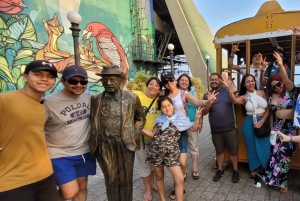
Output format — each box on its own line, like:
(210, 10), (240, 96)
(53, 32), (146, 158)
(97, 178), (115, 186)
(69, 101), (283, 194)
(67, 79), (88, 85)
(162, 79), (175, 85)
(254, 70), (258, 77)
(272, 82), (282, 90)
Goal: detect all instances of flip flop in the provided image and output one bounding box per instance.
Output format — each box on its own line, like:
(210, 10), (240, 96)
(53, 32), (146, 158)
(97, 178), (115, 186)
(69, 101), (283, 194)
(192, 171), (200, 180)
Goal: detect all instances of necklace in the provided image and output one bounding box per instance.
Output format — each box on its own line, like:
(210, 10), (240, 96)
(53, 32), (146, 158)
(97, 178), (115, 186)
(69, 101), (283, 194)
(19, 89), (44, 104)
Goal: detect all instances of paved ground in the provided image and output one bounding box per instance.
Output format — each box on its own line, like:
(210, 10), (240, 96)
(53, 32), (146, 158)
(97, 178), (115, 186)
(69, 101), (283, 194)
(85, 116), (300, 201)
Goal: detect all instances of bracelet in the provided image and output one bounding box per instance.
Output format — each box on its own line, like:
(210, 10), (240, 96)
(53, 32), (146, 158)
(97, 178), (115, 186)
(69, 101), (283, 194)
(203, 100), (207, 106)
(229, 55), (234, 58)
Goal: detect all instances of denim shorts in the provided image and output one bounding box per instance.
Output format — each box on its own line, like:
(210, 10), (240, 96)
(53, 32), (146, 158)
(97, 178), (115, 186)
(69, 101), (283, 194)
(178, 130), (189, 153)
(51, 152), (96, 185)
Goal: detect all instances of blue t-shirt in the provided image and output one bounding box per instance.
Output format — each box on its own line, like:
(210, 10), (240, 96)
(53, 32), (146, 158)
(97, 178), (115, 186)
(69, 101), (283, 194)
(203, 87), (236, 133)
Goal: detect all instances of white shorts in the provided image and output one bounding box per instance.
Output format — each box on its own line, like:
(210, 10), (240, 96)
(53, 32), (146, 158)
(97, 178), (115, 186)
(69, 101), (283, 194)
(135, 139), (154, 177)
(188, 130), (199, 156)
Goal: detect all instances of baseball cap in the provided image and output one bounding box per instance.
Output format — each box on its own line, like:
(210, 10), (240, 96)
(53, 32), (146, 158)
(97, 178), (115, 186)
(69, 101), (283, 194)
(24, 60), (58, 77)
(62, 65), (88, 79)
(161, 71), (175, 80)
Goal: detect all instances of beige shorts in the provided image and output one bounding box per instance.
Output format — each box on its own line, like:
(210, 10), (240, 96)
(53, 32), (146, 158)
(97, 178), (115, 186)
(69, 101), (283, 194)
(135, 139), (154, 177)
(188, 130), (199, 156)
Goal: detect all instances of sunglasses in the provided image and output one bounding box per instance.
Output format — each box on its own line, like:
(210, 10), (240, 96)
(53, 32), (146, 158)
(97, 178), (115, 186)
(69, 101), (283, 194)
(67, 79), (88, 85)
(272, 82), (282, 90)
(162, 79), (175, 85)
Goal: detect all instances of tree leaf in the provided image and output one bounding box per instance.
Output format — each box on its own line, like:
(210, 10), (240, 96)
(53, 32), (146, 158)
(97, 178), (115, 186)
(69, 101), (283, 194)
(7, 82), (16, 91)
(5, 49), (16, 70)
(15, 49), (33, 60)
(17, 76), (25, 89)
(14, 57), (34, 67)
(0, 79), (7, 92)
(0, 56), (14, 82)
(12, 67), (21, 82)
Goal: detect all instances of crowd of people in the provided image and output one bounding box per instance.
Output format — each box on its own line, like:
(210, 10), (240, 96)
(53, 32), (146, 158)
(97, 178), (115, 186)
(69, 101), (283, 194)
(2, 27), (300, 201)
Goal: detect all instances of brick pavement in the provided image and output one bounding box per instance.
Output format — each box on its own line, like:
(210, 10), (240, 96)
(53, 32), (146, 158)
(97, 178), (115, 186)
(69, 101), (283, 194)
(86, 116), (300, 201)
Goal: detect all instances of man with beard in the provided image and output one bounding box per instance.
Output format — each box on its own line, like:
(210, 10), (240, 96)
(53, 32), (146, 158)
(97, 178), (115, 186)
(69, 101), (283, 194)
(228, 43), (267, 90)
(44, 65), (96, 201)
(89, 65), (146, 201)
(260, 46), (291, 87)
(202, 73), (239, 183)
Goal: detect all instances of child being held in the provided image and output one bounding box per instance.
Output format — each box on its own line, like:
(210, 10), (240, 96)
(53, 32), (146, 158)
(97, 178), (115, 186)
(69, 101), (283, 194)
(142, 96), (203, 201)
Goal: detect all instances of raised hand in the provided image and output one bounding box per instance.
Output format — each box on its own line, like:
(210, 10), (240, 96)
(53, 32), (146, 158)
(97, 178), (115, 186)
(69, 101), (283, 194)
(273, 51), (283, 66)
(220, 73), (235, 92)
(195, 107), (204, 119)
(261, 57), (269, 70)
(206, 90), (218, 104)
(231, 43), (240, 54)
(291, 23), (300, 36)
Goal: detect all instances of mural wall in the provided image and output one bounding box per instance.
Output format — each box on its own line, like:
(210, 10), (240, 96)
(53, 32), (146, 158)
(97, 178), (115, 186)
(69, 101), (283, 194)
(0, 0), (156, 93)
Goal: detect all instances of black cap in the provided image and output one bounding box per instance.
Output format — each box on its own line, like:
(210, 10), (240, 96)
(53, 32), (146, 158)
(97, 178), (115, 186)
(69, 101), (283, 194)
(24, 60), (58, 77)
(161, 71), (175, 80)
(62, 65), (88, 79)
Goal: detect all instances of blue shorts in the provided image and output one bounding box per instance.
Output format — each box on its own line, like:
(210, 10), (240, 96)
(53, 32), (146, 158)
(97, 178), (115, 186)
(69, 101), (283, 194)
(178, 130), (189, 153)
(51, 152), (96, 185)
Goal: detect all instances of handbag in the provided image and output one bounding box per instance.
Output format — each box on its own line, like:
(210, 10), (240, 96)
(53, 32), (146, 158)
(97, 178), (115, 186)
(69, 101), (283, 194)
(254, 121), (271, 138)
(141, 95), (158, 149)
(246, 93), (270, 138)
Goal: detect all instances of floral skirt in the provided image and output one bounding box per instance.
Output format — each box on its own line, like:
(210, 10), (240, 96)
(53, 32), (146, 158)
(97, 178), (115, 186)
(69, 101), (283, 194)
(262, 118), (296, 188)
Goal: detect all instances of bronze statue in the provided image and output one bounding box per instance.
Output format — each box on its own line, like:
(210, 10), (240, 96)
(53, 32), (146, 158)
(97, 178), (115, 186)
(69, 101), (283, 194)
(89, 65), (146, 201)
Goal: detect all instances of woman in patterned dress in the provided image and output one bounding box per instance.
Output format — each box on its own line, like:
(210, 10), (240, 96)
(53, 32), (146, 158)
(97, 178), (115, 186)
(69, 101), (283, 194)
(142, 96), (203, 201)
(262, 51), (298, 194)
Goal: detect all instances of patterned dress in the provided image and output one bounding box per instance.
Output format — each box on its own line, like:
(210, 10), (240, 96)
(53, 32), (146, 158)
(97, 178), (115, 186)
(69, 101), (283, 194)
(262, 86), (297, 188)
(146, 112), (194, 167)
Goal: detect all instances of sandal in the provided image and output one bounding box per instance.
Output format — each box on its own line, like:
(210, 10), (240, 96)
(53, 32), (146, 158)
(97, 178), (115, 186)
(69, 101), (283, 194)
(280, 187), (288, 194)
(143, 193), (152, 201)
(169, 190), (185, 200)
(192, 171), (200, 180)
(169, 190), (176, 200)
(151, 186), (157, 192)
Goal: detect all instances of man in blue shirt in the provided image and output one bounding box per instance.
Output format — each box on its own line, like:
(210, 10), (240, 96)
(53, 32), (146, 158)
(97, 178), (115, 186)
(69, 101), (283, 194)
(202, 73), (239, 183)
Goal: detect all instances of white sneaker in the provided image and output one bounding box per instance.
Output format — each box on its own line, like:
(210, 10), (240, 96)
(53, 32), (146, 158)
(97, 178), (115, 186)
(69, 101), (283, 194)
(251, 175), (261, 188)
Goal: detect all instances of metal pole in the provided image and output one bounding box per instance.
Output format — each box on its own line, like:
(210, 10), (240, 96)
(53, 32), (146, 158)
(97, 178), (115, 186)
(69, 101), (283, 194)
(170, 50), (174, 74)
(206, 59), (209, 90)
(70, 22), (81, 65)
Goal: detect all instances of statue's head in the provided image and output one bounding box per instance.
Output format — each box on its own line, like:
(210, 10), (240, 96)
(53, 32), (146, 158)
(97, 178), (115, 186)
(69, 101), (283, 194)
(97, 65), (124, 94)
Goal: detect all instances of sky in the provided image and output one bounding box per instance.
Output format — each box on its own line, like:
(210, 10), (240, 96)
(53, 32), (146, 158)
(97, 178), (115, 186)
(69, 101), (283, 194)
(194, 0), (300, 35)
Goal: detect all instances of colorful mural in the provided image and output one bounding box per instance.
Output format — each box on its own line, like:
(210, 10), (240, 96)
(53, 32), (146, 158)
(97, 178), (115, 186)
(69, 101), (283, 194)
(0, 0), (156, 93)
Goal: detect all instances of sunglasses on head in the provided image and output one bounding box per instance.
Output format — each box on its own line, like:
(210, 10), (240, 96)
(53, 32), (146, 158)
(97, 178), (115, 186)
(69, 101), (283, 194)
(162, 79), (175, 85)
(272, 82), (282, 90)
(67, 79), (88, 85)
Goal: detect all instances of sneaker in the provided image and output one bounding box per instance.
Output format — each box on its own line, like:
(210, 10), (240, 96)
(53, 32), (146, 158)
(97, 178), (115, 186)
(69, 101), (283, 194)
(213, 169), (224, 182)
(251, 174), (261, 188)
(231, 169), (239, 183)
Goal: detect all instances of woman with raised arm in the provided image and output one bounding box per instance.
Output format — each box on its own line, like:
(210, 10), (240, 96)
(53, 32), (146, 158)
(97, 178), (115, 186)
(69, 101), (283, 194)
(263, 51), (297, 194)
(221, 73), (270, 188)
(160, 71), (217, 200)
(177, 74), (202, 180)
